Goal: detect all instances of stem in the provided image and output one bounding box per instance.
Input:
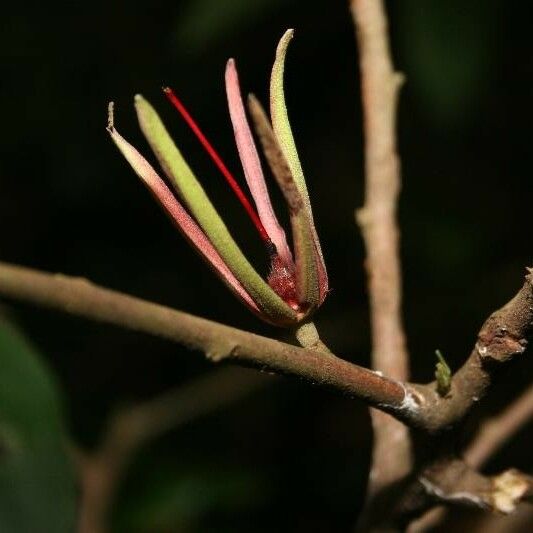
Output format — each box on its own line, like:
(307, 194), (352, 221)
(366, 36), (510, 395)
(350, 0), (412, 501)
(466, 382), (533, 469)
(294, 321), (331, 353)
(0, 261), (412, 417)
(410, 383), (533, 532)
(411, 271), (533, 431)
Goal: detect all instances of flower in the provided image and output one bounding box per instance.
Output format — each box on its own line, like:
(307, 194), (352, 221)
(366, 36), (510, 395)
(107, 29), (327, 327)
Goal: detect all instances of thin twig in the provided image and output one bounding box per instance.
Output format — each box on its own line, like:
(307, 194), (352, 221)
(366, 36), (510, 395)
(368, 456), (533, 532)
(77, 367), (270, 533)
(1, 260), (533, 432)
(411, 270), (533, 432)
(349, 2), (533, 529)
(409, 383), (533, 532)
(350, 0), (412, 497)
(413, 459), (533, 517)
(0, 261), (412, 417)
(394, 270), (533, 530)
(470, 504), (533, 533)
(405, 506), (447, 533)
(395, 457), (532, 533)
(466, 382), (533, 468)
(351, 0), (408, 381)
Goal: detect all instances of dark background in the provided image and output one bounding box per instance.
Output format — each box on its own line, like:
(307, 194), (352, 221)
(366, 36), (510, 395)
(1, 0), (532, 531)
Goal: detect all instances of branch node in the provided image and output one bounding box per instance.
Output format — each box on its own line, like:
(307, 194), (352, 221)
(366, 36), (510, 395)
(396, 384), (423, 414)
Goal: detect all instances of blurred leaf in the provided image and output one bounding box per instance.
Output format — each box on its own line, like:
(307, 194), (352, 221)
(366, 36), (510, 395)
(0, 319), (75, 533)
(114, 458), (267, 532)
(174, 0), (286, 53)
(398, 0), (499, 126)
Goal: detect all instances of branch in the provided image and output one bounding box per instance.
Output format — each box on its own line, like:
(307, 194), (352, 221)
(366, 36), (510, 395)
(396, 458), (532, 533)
(351, 0), (407, 382)
(350, 0), (411, 497)
(470, 504), (533, 533)
(412, 270), (533, 432)
(1, 260), (532, 434)
(466, 382), (533, 468)
(418, 459), (533, 515)
(0, 261), (412, 416)
(405, 506), (446, 533)
(408, 383), (533, 532)
(405, 273), (533, 530)
(348, 2), (533, 529)
(351, 266), (533, 531)
(77, 367), (269, 533)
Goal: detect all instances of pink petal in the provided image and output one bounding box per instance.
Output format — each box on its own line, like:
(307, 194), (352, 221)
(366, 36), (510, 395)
(225, 59), (293, 268)
(107, 105), (260, 314)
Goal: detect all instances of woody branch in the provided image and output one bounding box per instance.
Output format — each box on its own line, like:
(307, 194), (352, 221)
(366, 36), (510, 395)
(350, 0), (412, 497)
(350, 0), (533, 530)
(0, 255), (532, 433)
(0, 261), (410, 416)
(408, 382), (533, 532)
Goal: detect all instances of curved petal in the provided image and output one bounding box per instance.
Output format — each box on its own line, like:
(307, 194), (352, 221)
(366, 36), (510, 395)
(107, 104), (261, 315)
(247, 95), (319, 308)
(270, 29), (328, 303)
(225, 59), (293, 268)
(132, 97), (298, 324)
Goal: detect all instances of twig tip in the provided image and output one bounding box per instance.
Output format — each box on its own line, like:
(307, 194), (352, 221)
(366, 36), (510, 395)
(107, 102), (115, 132)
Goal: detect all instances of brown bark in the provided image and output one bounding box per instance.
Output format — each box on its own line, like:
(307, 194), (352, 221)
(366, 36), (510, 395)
(350, 0), (412, 499)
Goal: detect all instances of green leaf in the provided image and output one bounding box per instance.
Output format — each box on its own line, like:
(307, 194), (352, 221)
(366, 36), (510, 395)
(114, 460), (266, 532)
(0, 319), (76, 533)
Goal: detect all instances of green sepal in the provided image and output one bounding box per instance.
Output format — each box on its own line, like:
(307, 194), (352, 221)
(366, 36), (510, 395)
(270, 29), (311, 207)
(247, 94), (319, 309)
(270, 30), (328, 307)
(291, 209), (320, 307)
(134, 95), (297, 324)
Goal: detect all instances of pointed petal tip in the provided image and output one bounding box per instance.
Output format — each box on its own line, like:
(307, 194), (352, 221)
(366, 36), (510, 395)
(247, 93), (260, 114)
(280, 29), (294, 46)
(133, 94), (146, 107)
(134, 94), (156, 125)
(247, 93), (269, 120)
(276, 29), (294, 60)
(107, 101), (115, 131)
(225, 55), (294, 269)
(225, 58), (237, 80)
